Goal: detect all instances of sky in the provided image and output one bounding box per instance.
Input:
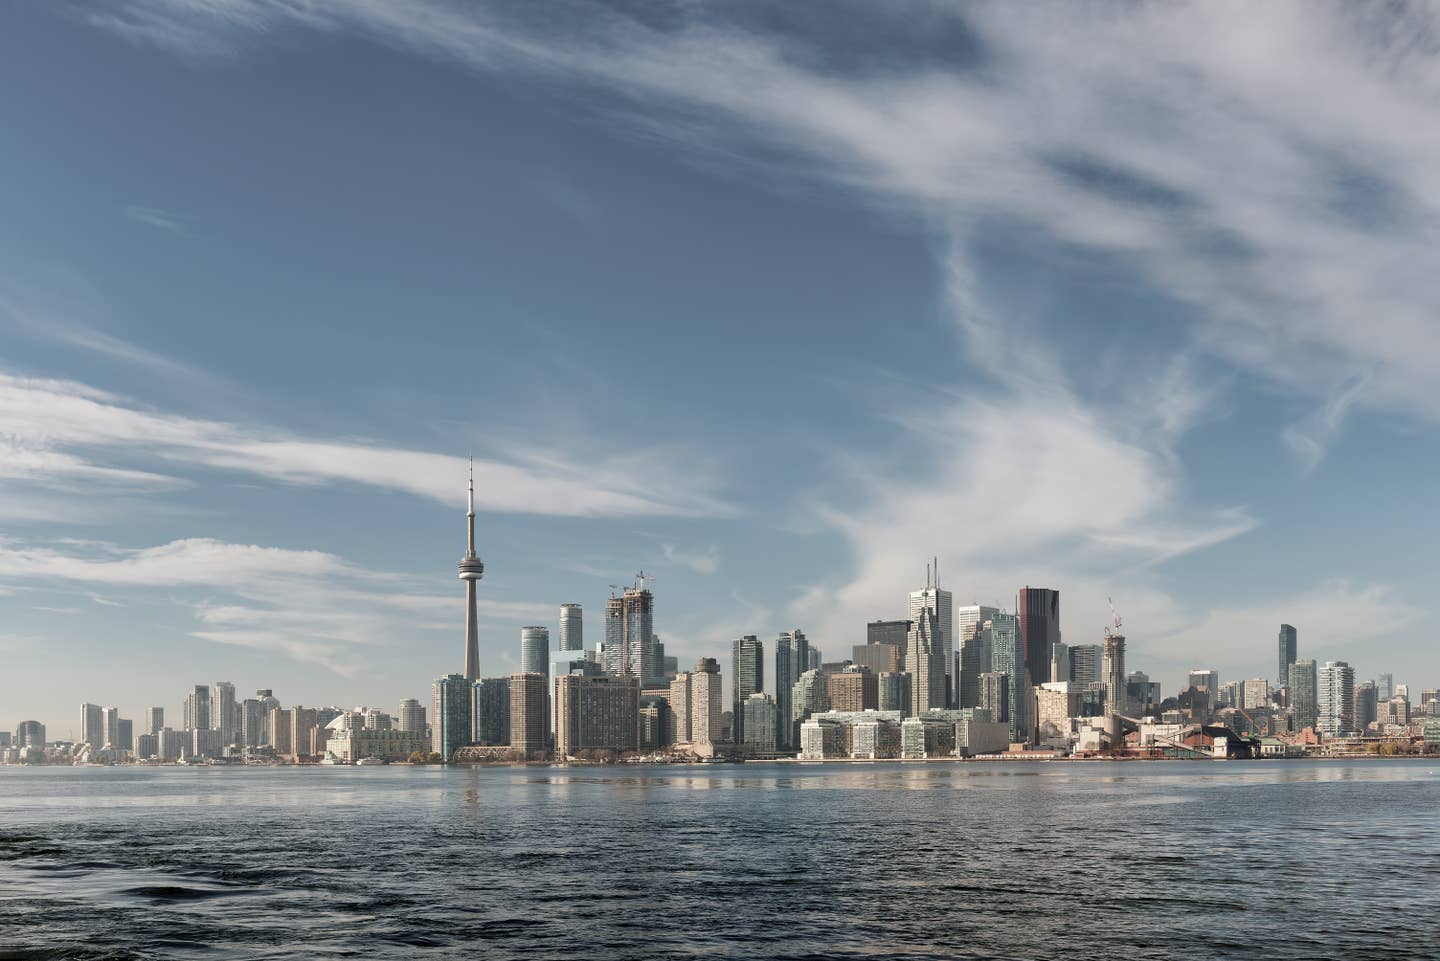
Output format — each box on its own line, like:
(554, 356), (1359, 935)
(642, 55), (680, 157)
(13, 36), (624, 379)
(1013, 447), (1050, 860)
(4, 1), (1439, 735)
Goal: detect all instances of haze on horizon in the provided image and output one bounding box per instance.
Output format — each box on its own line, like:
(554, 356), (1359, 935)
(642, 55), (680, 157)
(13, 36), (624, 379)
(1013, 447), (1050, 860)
(3, 1), (1438, 732)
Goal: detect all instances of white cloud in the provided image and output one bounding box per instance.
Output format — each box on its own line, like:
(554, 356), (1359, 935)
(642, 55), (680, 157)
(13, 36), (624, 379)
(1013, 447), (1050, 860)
(661, 543), (720, 575)
(0, 372), (733, 519)
(123, 205), (184, 233)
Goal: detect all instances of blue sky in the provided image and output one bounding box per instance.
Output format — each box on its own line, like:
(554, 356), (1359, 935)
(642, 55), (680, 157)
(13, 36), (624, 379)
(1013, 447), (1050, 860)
(3, 1), (1438, 733)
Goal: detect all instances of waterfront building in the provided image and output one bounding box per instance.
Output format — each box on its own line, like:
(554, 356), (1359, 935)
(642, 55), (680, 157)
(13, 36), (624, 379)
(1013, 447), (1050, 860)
(559, 603), (584, 651)
(774, 630), (809, 750)
(690, 657), (723, 748)
(731, 635), (764, 742)
(102, 707), (120, 750)
(458, 461), (486, 682)
(521, 626), (550, 677)
(17, 720), (45, 748)
(1102, 634), (1126, 717)
(799, 717), (847, 759)
(134, 733), (157, 759)
(213, 681), (237, 744)
(741, 693), (780, 753)
(157, 728), (186, 761)
(191, 727), (223, 759)
(363, 709), (391, 730)
(957, 604), (1000, 709)
(1318, 660), (1355, 738)
(1035, 682), (1081, 744)
(240, 699), (264, 747)
(509, 672), (548, 759)
(808, 709), (904, 759)
(791, 668), (829, 749)
(146, 707), (164, 736)
(669, 671), (694, 744)
(183, 685), (211, 732)
(325, 720), (426, 762)
(879, 671), (912, 716)
(472, 677), (510, 746)
(829, 665), (878, 712)
(431, 674), (472, 762)
(554, 672), (640, 757)
(80, 703), (103, 750)
(910, 570), (954, 707)
(397, 698), (425, 734)
(1277, 624), (1298, 688)
(990, 613), (1028, 741)
(291, 707), (318, 760)
(268, 708), (292, 755)
(1018, 587), (1061, 687)
(1285, 661), (1318, 732)
(955, 708), (1010, 756)
(116, 718), (133, 752)
(1070, 644), (1102, 687)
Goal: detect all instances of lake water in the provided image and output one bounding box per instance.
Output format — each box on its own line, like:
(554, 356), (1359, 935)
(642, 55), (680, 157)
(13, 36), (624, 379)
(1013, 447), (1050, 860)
(2, 760), (1438, 959)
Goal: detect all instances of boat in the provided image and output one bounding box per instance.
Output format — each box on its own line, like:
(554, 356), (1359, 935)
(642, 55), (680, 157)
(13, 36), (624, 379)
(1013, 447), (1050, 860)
(355, 757), (388, 766)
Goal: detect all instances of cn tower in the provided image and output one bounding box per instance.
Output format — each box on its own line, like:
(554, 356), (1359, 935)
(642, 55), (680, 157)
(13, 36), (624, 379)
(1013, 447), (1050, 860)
(459, 458), (485, 681)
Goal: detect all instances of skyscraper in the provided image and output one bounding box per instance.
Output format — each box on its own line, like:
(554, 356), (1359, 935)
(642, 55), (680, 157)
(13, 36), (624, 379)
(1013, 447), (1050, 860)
(879, 671), (912, 716)
(472, 677), (510, 746)
(989, 613), (1027, 742)
(622, 585), (655, 680)
(146, 707), (164, 736)
(81, 703), (103, 750)
(213, 681), (237, 744)
(509, 672), (548, 758)
(1353, 681), (1378, 732)
(603, 593), (624, 675)
(774, 630), (809, 750)
(1277, 624), (1297, 688)
(459, 460), (486, 682)
(910, 566), (954, 706)
(740, 693), (780, 753)
(183, 685), (210, 732)
(1018, 587), (1060, 687)
(829, 666), (879, 712)
(1102, 634), (1126, 717)
(102, 707), (119, 749)
(397, 698), (426, 734)
(431, 673), (472, 762)
(956, 604), (999, 708)
(17, 720), (45, 749)
(554, 673), (640, 757)
(691, 657), (723, 747)
(1318, 661), (1355, 738)
(907, 608), (947, 715)
(559, 603), (584, 652)
(1050, 641), (1070, 684)
(1069, 645), (1102, 686)
(521, 626), (550, 676)
(732, 635), (764, 742)
(1375, 672), (1395, 701)
(669, 671), (694, 744)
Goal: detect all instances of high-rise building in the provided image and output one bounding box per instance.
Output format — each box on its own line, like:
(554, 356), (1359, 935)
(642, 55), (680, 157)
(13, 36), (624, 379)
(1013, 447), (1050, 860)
(397, 698), (426, 734)
(521, 626), (550, 676)
(559, 603), (584, 652)
(1375, 672), (1395, 701)
(669, 671), (694, 744)
(554, 673), (640, 757)
(1018, 587), (1060, 687)
(472, 677), (510, 746)
(1287, 659), (1318, 732)
(603, 593), (624, 675)
(213, 681), (237, 744)
(910, 569), (954, 706)
(977, 671), (1010, 725)
(957, 605), (1000, 708)
(459, 461), (486, 682)
(907, 607), (948, 715)
(1318, 661), (1355, 738)
(829, 666), (878, 712)
(1353, 681), (1378, 732)
(989, 613), (1027, 742)
(509, 672), (548, 758)
(1188, 669), (1220, 693)
(290, 707), (318, 760)
(1241, 678), (1271, 711)
(690, 658), (723, 747)
(17, 720), (45, 748)
(1277, 624), (1298, 688)
(431, 674), (472, 762)
(240, 699), (264, 747)
(268, 708), (292, 755)
(622, 585), (656, 679)
(146, 707), (164, 736)
(740, 693), (780, 753)
(80, 703), (103, 750)
(1050, 641), (1070, 684)
(1069, 645), (1102, 686)
(878, 671), (912, 716)
(732, 635), (764, 742)
(774, 630), (809, 750)
(1102, 634), (1127, 717)
(791, 669), (828, 748)
(102, 707), (120, 749)
(183, 685), (211, 732)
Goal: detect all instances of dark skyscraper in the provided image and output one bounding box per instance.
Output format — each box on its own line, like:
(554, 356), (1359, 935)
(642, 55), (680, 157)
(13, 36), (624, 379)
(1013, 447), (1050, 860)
(1277, 624), (1297, 688)
(1018, 587), (1060, 687)
(774, 630), (809, 750)
(458, 460), (485, 682)
(732, 635), (764, 743)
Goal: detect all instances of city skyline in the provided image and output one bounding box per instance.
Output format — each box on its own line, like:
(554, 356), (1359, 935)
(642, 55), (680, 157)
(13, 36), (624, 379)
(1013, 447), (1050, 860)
(5, 3), (1440, 731)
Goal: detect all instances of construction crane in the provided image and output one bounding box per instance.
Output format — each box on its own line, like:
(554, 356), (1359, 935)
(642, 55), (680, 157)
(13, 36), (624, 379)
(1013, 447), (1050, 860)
(608, 583), (625, 598)
(634, 570), (656, 592)
(1104, 596), (1124, 637)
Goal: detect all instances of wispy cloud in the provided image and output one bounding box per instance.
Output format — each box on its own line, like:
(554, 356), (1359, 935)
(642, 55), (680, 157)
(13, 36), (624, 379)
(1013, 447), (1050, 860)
(661, 543), (719, 575)
(0, 372), (734, 519)
(124, 205), (184, 233)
